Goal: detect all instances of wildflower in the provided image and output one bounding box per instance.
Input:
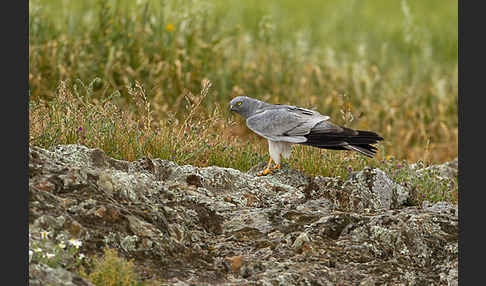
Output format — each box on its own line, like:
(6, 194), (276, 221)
(58, 241), (66, 249)
(68, 238), (82, 249)
(397, 163), (402, 169)
(77, 127), (83, 132)
(347, 166), (352, 172)
(385, 154), (392, 161)
(78, 253), (85, 260)
(29, 250), (33, 257)
(34, 247), (43, 253)
(45, 253), (55, 259)
(40, 231), (50, 239)
(165, 23), (175, 32)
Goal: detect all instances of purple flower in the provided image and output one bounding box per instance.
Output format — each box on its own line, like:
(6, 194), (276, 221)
(77, 127), (83, 132)
(397, 163), (401, 168)
(348, 167), (352, 172)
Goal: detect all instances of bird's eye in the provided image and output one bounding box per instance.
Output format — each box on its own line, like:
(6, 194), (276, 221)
(236, 101), (242, 106)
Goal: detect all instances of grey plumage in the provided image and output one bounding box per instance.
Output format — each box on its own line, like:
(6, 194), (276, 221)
(229, 96), (383, 172)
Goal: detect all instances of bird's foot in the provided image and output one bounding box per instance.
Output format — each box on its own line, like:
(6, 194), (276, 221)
(271, 164), (281, 170)
(257, 168), (273, 176)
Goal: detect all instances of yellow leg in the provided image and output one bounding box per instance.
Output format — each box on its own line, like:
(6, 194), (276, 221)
(257, 157), (274, 176)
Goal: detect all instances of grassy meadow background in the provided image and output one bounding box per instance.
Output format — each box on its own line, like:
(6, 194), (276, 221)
(29, 0), (458, 202)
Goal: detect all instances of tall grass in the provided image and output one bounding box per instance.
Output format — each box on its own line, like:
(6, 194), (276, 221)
(29, 0), (458, 167)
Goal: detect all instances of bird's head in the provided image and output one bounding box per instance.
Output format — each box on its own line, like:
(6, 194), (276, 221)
(229, 96), (259, 118)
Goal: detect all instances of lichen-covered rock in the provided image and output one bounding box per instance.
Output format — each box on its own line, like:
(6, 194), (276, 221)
(412, 158), (458, 179)
(29, 264), (94, 286)
(29, 144), (458, 285)
(422, 201), (458, 216)
(312, 167), (410, 213)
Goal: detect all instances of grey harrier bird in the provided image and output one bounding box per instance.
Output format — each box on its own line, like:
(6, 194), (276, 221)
(229, 96), (384, 176)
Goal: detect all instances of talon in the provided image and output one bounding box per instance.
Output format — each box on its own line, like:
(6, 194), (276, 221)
(271, 164), (281, 170)
(257, 157), (275, 176)
(257, 168), (273, 176)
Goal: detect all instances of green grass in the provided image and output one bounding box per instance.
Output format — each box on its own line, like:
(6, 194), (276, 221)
(29, 0), (458, 202)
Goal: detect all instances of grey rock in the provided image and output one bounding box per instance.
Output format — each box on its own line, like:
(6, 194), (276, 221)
(29, 264), (94, 286)
(422, 201), (458, 216)
(29, 145), (458, 285)
(413, 158), (458, 179)
(313, 167), (410, 212)
(348, 167), (410, 210)
(292, 231), (310, 251)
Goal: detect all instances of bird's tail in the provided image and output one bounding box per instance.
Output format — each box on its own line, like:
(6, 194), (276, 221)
(302, 127), (384, 158)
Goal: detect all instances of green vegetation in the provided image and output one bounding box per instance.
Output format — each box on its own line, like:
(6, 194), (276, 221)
(379, 159), (458, 206)
(29, 0), (457, 202)
(79, 247), (163, 286)
(29, 233), (85, 270)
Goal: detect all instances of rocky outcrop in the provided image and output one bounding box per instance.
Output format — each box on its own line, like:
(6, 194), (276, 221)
(29, 264), (94, 286)
(29, 144), (458, 285)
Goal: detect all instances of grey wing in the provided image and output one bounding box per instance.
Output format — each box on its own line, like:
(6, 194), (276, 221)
(283, 106), (330, 135)
(246, 107), (329, 143)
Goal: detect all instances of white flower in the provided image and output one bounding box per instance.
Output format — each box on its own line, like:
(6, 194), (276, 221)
(58, 241), (66, 249)
(40, 231), (50, 239)
(68, 238), (82, 249)
(34, 247), (43, 253)
(45, 253), (55, 259)
(78, 253), (85, 260)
